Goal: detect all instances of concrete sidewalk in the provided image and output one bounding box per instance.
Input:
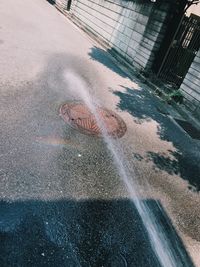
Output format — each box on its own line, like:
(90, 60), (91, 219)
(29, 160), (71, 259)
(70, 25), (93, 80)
(0, 0), (200, 266)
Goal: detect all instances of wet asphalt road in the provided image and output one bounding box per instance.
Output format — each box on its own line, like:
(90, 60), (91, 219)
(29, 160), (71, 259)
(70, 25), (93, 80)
(0, 0), (200, 266)
(0, 199), (194, 267)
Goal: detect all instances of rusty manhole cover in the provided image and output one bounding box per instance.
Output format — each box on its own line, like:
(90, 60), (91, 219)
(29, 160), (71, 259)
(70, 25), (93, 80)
(59, 102), (127, 138)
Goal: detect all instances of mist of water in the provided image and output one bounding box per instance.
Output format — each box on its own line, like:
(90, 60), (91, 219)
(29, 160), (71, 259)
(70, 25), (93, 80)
(63, 70), (182, 267)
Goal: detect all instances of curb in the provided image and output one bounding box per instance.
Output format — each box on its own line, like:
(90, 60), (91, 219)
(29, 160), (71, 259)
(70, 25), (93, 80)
(137, 74), (200, 130)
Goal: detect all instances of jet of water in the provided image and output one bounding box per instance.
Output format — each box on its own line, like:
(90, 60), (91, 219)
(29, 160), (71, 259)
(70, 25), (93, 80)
(63, 70), (187, 267)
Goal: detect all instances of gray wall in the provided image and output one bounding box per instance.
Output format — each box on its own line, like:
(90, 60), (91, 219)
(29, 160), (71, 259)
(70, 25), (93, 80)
(69, 0), (170, 71)
(180, 49), (200, 116)
(54, 0), (68, 9)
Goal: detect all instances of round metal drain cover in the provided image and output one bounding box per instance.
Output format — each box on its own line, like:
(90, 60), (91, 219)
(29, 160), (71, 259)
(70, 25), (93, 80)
(59, 102), (127, 138)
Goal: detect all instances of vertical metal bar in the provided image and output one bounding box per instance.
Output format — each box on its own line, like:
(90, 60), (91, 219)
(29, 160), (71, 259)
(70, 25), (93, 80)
(156, 14), (185, 77)
(158, 14), (200, 86)
(67, 0), (72, 11)
(159, 19), (184, 83)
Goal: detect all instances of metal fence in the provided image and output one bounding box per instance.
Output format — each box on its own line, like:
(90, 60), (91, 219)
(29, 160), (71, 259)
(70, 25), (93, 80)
(157, 14), (200, 87)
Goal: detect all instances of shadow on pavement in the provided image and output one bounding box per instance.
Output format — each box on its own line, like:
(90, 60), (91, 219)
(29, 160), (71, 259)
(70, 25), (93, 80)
(112, 86), (200, 192)
(88, 46), (128, 78)
(0, 198), (194, 267)
(88, 45), (200, 192)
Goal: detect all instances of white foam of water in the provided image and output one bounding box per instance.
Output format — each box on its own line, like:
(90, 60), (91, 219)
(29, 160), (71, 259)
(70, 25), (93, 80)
(63, 70), (183, 267)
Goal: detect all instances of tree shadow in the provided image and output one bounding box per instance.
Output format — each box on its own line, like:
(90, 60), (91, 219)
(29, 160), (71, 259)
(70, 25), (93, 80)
(0, 198), (194, 267)
(88, 46), (131, 78)
(113, 86), (200, 191)
(146, 151), (200, 192)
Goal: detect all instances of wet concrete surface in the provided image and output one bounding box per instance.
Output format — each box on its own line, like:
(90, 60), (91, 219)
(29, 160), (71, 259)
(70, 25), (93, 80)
(0, 0), (200, 266)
